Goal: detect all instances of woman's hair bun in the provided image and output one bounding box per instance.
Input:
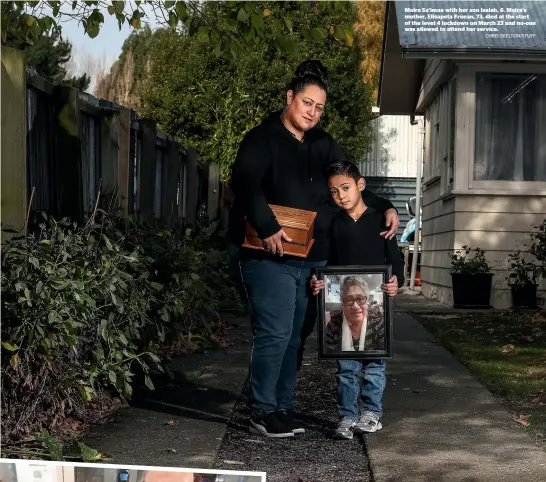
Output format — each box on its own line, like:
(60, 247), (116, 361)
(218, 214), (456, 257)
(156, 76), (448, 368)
(289, 59), (328, 94)
(295, 60), (328, 85)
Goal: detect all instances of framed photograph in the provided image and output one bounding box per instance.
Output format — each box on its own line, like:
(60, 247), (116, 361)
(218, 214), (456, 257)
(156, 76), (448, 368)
(316, 265), (394, 360)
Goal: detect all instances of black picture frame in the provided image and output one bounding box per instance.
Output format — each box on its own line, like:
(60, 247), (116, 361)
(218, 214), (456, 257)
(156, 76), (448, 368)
(316, 265), (394, 360)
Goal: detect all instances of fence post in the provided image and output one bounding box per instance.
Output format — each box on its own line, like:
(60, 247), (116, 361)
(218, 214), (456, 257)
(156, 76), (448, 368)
(207, 162), (220, 222)
(1, 47), (27, 242)
(185, 147), (199, 227)
(163, 139), (180, 227)
(100, 111), (120, 211)
(139, 118), (157, 224)
(118, 108), (132, 216)
(178, 151), (187, 223)
(54, 85), (83, 222)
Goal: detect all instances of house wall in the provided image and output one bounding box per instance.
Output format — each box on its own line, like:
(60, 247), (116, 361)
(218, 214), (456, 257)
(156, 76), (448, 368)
(417, 59), (455, 113)
(420, 61), (546, 309)
(422, 191), (546, 308)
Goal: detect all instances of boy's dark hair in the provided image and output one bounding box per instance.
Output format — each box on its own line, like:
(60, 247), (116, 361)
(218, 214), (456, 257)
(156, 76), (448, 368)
(326, 160), (363, 183)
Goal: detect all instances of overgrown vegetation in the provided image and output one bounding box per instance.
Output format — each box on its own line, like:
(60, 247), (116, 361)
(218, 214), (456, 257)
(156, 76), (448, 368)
(1, 211), (242, 449)
(1, 1), (356, 60)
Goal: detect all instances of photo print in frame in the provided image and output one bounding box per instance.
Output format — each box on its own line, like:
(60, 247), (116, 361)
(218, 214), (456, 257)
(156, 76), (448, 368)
(316, 265), (394, 360)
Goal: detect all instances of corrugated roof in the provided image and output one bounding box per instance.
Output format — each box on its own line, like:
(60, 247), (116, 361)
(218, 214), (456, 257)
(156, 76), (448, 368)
(396, 0), (546, 53)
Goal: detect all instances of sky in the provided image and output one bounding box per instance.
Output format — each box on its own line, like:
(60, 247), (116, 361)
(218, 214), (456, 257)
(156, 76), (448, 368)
(55, 4), (159, 92)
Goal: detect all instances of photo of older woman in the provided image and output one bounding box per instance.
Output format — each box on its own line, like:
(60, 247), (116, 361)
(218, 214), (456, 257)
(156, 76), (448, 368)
(324, 275), (385, 353)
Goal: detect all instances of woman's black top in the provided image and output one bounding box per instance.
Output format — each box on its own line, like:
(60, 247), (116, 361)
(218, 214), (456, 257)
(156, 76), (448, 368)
(227, 111), (395, 262)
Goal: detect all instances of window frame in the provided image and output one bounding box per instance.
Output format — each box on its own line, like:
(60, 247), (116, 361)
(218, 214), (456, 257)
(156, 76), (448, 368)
(456, 63), (546, 194)
(443, 76), (456, 195)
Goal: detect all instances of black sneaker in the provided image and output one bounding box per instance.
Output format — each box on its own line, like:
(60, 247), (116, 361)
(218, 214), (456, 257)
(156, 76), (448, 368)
(249, 411), (294, 438)
(277, 409), (305, 434)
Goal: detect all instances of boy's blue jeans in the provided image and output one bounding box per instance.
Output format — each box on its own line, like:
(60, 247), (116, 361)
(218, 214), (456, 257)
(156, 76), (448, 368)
(337, 359), (386, 420)
(239, 255), (326, 416)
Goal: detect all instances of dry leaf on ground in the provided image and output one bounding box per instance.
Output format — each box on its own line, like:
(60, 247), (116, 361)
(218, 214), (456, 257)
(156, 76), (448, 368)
(501, 344), (515, 353)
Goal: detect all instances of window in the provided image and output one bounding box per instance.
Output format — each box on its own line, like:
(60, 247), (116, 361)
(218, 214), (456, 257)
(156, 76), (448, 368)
(474, 73), (546, 182)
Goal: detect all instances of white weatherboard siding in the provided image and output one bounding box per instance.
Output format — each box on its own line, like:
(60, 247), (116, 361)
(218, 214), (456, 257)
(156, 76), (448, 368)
(419, 61), (546, 309)
(359, 115), (422, 178)
(421, 189), (546, 308)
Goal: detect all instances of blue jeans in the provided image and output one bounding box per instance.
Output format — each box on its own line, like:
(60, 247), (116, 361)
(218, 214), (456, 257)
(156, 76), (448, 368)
(337, 359), (386, 420)
(240, 255), (326, 416)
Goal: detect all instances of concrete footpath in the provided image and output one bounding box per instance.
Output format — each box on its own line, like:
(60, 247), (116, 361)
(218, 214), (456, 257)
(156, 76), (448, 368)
(82, 293), (546, 481)
(83, 316), (252, 469)
(364, 294), (546, 482)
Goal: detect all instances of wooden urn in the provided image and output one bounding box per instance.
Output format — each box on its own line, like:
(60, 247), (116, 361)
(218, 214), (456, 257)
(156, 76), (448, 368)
(243, 204), (317, 258)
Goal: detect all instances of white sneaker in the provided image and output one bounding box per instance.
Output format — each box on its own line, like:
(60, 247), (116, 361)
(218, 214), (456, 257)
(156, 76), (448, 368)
(354, 411), (382, 433)
(333, 418), (357, 440)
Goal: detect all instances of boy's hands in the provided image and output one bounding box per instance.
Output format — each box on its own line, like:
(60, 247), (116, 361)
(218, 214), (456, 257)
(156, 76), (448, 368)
(381, 275), (399, 297)
(310, 274), (324, 296)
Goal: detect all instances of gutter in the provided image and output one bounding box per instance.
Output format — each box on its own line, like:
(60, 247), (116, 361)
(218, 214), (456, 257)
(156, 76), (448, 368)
(402, 48), (546, 60)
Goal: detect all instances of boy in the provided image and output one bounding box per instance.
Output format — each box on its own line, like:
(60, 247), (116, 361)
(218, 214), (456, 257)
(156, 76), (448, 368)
(311, 160), (404, 440)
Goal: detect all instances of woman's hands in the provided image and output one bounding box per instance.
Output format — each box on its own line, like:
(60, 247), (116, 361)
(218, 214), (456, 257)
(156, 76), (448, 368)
(310, 274), (324, 296)
(263, 228), (292, 256)
(380, 208), (400, 240)
(381, 275), (399, 297)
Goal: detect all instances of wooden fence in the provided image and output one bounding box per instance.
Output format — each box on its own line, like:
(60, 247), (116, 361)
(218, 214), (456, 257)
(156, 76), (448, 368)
(1, 46), (224, 242)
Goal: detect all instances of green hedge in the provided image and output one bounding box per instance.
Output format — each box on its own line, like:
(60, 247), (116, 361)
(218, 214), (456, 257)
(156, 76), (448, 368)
(1, 212), (242, 443)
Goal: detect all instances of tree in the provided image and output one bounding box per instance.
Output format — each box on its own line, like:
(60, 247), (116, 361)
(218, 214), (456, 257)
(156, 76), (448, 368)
(141, 1), (373, 180)
(0, 1), (356, 59)
(2, 2), (90, 90)
(355, 1), (385, 104)
(95, 25), (156, 109)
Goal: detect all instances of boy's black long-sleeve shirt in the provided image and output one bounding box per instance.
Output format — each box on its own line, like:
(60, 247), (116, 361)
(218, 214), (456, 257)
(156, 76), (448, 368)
(330, 207), (405, 287)
(227, 111), (396, 262)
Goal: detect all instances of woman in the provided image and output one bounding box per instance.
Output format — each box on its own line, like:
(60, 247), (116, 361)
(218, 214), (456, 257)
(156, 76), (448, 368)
(325, 277), (385, 352)
(227, 60), (399, 438)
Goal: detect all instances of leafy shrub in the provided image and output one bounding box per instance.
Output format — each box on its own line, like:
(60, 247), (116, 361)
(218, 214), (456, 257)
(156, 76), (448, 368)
(449, 246), (491, 275)
(506, 252), (539, 287)
(1, 212), (242, 443)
